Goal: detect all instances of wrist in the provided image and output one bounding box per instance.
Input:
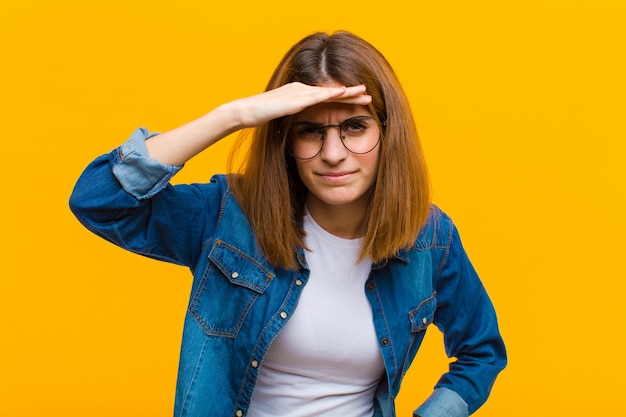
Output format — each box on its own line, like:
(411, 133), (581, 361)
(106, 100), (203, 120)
(210, 102), (244, 134)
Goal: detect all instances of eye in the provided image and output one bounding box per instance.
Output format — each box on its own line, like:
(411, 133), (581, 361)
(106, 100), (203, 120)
(294, 125), (323, 138)
(342, 117), (370, 134)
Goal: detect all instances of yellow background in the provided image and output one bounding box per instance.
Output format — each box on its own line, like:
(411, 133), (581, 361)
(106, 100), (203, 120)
(1, 0), (625, 415)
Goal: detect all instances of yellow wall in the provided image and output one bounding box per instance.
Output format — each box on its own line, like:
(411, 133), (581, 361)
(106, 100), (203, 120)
(1, 1), (624, 415)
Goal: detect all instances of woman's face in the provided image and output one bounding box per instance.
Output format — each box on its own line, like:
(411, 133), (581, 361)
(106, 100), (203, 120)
(291, 101), (381, 215)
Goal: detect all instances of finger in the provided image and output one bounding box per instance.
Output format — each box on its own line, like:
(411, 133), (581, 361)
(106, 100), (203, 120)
(322, 84), (371, 104)
(332, 94), (373, 105)
(318, 86), (348, 100)
(291, 83), (366, 102)
(340, 84), (368, 97)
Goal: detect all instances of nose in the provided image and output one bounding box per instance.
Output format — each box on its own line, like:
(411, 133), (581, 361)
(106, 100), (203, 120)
(319, 127), (348, 164)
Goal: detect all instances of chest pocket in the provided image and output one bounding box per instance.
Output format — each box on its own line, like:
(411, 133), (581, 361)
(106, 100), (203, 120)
(189, 240), (274, 338)
(408, 292), (437, 332)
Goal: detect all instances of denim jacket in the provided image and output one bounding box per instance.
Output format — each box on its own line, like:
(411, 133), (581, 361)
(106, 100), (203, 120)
(69, 128), (506, 417)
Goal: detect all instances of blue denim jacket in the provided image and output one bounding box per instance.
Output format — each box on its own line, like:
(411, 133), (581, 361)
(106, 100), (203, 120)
(69, 128), (506, 417)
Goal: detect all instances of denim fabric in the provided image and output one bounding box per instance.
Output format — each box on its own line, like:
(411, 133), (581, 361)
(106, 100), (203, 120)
(414, 388), (468, 417)
(69, 128), (506, 417)
(111, 127), (182, 199)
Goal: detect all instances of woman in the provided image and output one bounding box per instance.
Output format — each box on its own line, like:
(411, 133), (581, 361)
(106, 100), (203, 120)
(70, 31), (506, 417)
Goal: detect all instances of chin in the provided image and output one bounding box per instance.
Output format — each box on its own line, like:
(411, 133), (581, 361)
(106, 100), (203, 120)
(314, 191), (367, 207)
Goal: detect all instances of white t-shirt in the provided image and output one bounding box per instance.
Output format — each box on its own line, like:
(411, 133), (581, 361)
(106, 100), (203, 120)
(246, 212), (385, 417)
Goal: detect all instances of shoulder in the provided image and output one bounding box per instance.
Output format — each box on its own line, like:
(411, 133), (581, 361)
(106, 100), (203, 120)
(182, 173), (246, 223)
(414, 204), (455, 250)
(181, 174), (232, 205)
(207, 173), (230, 192)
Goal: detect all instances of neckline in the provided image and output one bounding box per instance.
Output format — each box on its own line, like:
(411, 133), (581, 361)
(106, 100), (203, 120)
(303, 209), (364, 248)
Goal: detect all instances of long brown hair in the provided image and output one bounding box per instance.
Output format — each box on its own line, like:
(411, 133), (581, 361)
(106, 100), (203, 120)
(229, 31), (430, 270)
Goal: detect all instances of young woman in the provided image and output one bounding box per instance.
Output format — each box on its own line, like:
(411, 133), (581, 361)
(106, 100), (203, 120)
(70, 31), (506, 417)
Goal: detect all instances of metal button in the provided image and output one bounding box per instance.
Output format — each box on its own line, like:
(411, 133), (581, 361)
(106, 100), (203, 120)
(422, 317), (428, 325)
(295, 279), (303, 286)
(231, 272), (239, 279)
(251, 360), (259, 368)
(381, 338), (390, 346)
(280, 311), (288, 319)
(367, 282), (375, 290)
(235, 410), (243, 417)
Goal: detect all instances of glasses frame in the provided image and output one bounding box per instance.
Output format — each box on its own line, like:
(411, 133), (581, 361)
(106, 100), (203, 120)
(288, 115), (386, 160)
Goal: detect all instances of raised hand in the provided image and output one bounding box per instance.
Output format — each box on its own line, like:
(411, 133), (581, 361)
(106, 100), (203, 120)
(231, 82), (372, 128)
(146, 83), (372, 167)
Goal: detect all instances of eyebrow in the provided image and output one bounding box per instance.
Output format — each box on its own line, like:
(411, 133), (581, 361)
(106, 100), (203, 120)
(292, 115), (372, 125)
(292, 121), (324, 126)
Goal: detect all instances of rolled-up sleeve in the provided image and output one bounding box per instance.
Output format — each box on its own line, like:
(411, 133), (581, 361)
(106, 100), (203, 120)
(69, 128), (207, 267)
(109, 127), (182, 199)
(414, 387), (468, 417)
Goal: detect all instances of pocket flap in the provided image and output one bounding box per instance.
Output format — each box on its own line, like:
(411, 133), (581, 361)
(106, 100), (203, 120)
(408, 293), (437, 332)
(209, 240), (274, 294)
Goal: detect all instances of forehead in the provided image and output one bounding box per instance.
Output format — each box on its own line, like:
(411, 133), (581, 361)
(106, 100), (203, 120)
(294, 102), (372, 123)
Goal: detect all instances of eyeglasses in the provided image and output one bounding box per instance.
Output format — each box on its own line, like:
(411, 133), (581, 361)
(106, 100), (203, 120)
(289, 115), (385, 160)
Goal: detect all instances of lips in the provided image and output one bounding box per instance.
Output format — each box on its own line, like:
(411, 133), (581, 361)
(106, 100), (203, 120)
(317, 171), (356, 183)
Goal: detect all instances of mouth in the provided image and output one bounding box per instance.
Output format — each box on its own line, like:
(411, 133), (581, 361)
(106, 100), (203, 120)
(317, 171), (355, 183)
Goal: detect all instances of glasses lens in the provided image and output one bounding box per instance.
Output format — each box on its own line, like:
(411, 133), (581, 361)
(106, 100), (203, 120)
(339, 116), (380, 154)
(290, 116), (381, 159)
(291, 124), (324, 159)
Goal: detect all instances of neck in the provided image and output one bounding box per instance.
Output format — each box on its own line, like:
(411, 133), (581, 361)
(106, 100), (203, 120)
(305, 196), (368, 239)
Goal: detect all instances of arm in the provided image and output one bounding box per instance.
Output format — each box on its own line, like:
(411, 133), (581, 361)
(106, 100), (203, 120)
(415, 222), (507, 417)
(144, 83), (372, 166)
(69, 83), (372, 265)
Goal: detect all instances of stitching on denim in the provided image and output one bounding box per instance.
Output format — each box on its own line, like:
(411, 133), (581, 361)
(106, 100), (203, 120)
(210, 255), (267, 294)
(234, 270), (303, 411)
(188, 259), (260, 338)
(119, 137), (135, 162)
(191, 242), (270, 337)
(190, 295), (259, 339)
(188, 261), (210, 318)
(373, 276), (398, 381)
(141, 168), (178, 200)
(110, 212), (184, 265)
(216, 186), (276, 276)
(408, 293), (437, 332)
(111, 219), (129, 249)
(186, 183), (276, 339)
(209, 240), (274, 292)
(435, 223), (454, 280)
(216, 240), (275, 279)
(410, 207), (451, 252)
(216, 185), (230, 237)
(189, 261), (231, 337)
(401, 292), (437, 378)
(179, 334), (209, 416)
